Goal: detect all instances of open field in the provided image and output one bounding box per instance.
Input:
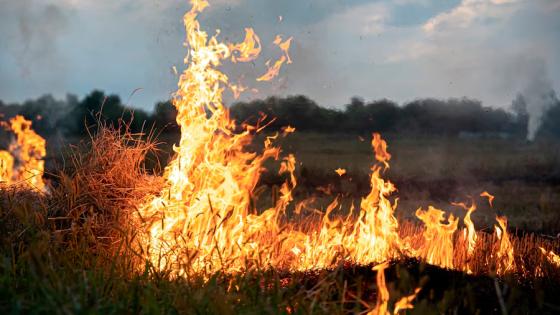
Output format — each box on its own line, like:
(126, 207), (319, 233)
(1, 129), (558, 314)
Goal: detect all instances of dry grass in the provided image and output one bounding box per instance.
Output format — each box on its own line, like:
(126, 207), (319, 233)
(1, 126), (560, 314)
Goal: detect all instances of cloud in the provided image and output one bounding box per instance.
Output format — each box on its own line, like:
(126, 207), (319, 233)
(422, 0), (520, 33)
(0, 0), (558, 112)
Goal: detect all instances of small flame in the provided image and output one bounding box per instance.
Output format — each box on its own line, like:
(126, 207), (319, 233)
(0, 151), (14, 184)
(282, 125), (296, 135)
(256, 35), (293, 82)
(540, 247), (560, 268)
(273, 35), (293, 64)
(335, 168), (346, 176)
(367, 262), (421, 315)
(480, 191), (495, 207)
(229, 28), (261, 63)
(494, 216), (515, 275)
(229, 83), (247, 99)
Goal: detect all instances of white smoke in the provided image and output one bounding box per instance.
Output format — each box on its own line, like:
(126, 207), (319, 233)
(520, 65), (558, 140)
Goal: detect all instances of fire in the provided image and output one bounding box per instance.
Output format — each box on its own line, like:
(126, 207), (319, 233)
(0, 150), (14, 184)
(540, 247), (560, 268)
(367, 262), (421, 315)
(480, 191), (495, 207)
(229, 28), (261, 63)
(493, 216), (515, 275)
(282, 125), (296, 135)
(0, 115), (46, 191)
(452, 201), (478, 273)
(256, 35), (293, 82)
(415, 206), (459, 269)
(335, 168), (346, 176)
(136, 0), (546, 281)
(273, 35), (293, 64)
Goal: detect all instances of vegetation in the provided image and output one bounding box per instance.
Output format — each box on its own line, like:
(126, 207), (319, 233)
(2, 90), (560, 140)
(1, 91), (560, 314)
(1, 126), (559, 314)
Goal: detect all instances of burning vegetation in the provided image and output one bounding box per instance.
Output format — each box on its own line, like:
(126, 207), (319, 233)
(1, 0), (560, 314)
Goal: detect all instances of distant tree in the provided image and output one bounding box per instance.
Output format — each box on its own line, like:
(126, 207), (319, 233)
(536, 99), (560, 140)
(510, 94), (529, 139)
(152, 101), (179, 133)
(62, 90), (149, 135)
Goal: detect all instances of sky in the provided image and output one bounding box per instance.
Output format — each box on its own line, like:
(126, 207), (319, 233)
(0, 0), (559, 111)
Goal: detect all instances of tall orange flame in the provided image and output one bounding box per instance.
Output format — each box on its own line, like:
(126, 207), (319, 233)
(136, 0), (530, 280)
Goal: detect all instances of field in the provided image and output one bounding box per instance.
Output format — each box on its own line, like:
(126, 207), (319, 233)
(262, 133), (560, 234)
(2, 129), (560, 314)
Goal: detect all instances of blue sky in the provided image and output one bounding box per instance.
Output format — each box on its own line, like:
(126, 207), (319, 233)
(1, 0), (559, 111)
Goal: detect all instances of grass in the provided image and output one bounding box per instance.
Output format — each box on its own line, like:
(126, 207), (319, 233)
(1, 128), (560, 314)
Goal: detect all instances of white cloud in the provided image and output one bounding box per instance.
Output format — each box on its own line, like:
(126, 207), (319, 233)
(423, 0), (521, 33)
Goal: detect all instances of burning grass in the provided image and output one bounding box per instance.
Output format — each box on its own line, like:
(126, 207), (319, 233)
(1, 117), (560, 314)
(1, 0), (560, 313)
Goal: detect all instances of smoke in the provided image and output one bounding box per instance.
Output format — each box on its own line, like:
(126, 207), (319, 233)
(0, 0), (69, 98)
(517, 61), (559, 140)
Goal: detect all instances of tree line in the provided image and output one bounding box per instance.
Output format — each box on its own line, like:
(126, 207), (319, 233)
(1, 90), (559, 140)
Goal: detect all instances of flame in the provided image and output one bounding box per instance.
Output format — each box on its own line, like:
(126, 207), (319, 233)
(229, 28), (261, 63)
(493, 216), (515, 275)
(282, 125), (296, 136)
(273, 35), (293, 64)
(229, 83), (247, 99)
(369, 262), (390, 315)
(415, 206), (459, 269)
(367, 262), (420, 315)
(335, 168), (346, 176)
(256, 35), (293, 82)
(0, 150), (14, 184)
(372, 133), (391, 169)
(0, 115), (46, 190)
(136, 0), (541, 280)
(257, 57), (288, 82)
(452, 201), (478, 273)
(480, 191), (495, 207)
(540, 247), (560, 268)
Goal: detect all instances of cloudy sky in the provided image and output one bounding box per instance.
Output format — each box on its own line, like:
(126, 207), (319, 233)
(0, 0), (559, 110)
